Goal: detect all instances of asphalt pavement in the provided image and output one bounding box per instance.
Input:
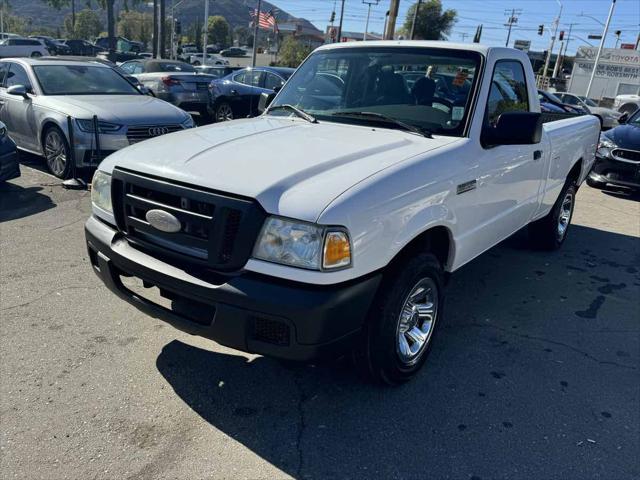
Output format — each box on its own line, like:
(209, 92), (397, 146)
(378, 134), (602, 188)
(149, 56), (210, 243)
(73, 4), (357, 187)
(1, 160), (639, 480)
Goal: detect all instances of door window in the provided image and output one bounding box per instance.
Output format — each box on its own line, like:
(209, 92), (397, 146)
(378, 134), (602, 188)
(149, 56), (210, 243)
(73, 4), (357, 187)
(6, 64), (33, 93)
(264, 72), (284, 90)
(234, 70), (262, 87)
(485, 60), (529, 125)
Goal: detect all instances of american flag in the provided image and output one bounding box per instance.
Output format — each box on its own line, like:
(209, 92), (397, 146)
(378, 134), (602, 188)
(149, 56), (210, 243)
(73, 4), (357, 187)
(250, 8), (278, 31)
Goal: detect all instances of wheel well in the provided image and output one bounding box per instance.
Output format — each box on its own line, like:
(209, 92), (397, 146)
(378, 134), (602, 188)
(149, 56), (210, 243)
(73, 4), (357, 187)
(40, 121), (60, 149)
(389, 226), (452, 271)
(568, 158), (582, 185)
(619, 103), (638, 114)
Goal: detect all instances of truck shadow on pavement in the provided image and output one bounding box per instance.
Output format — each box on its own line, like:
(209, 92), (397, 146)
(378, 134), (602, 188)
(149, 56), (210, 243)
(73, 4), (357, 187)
(155, 224), (639, 479)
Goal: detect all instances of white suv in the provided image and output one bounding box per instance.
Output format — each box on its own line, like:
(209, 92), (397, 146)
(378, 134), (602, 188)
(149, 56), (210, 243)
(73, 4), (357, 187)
(0, 38), (49, 58)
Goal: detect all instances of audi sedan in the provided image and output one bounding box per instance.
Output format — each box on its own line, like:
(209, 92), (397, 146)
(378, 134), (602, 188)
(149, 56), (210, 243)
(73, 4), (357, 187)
(0, 58), (194, 178)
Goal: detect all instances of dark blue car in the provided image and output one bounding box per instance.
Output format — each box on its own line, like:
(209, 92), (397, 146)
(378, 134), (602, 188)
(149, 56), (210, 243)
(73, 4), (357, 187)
(208, 66), (294, 122)
(0, 121), (20, 182)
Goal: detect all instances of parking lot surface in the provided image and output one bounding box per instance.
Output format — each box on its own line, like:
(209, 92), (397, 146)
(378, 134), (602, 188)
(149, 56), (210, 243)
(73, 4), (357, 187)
(1, 163), (639, 479)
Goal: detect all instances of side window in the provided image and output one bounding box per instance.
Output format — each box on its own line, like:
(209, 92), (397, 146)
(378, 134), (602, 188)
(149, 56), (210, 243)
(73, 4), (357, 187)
(0, 62), (9, 87)
(264, 72), (284, 90)
(233, 71), (246, 84)
(485, 60), (529, 125)
(133, 64), (144, 74)
(119, 63), (134, 74)
(235, 70), (262, 87)
(6, 64), (33, 93)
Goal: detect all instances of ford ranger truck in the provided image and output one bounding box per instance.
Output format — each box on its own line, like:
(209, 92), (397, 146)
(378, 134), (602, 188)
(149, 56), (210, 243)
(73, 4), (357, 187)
(85, 41), (600, 384)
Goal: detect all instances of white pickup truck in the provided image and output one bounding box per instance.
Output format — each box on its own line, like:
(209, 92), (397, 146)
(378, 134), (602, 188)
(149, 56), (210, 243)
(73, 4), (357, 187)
(85, 41), (600, 384)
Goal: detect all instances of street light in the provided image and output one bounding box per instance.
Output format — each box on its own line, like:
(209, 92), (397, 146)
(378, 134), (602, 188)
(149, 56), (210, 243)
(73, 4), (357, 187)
(541, 0), (562, 84)
(362, 0), (379, 41)
(170, 0), (186, 60)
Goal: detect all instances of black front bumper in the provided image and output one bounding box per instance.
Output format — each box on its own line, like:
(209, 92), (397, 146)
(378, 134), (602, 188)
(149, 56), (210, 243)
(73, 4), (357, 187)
(85, 216), (381, 361)
(590, 155), (640, 189)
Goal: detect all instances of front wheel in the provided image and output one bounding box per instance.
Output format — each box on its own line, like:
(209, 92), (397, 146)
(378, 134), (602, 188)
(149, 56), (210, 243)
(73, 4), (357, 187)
(353, 253), (445, 385)
(43, 126), (72, 179)
(529, 181), (577, 250)
(214, 101), (234, 122)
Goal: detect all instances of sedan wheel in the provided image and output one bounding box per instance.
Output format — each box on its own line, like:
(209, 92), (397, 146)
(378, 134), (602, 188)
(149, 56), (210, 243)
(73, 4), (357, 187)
(31, 51), (42, 58)
(44, 128), (71, 179)
(215, 102), (234, 122)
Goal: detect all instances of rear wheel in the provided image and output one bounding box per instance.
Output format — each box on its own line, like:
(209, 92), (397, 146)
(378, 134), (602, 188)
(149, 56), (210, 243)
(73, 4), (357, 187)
(529, 181), (577, 250)
(43, 126), (72, 179)
(214, 101), (234, 122)
(353, 253), (444, 385)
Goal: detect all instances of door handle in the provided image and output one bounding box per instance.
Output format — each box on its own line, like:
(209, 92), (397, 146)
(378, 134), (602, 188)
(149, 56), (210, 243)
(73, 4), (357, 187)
(533, 150), (543, 160)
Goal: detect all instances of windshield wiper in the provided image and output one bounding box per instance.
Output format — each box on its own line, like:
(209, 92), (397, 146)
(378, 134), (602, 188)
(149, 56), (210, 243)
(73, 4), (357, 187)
(266, 104), (318, 124)
(331, 111), (432, 138)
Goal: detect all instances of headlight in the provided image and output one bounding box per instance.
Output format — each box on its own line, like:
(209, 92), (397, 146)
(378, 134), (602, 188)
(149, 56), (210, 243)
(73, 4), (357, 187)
(253, 217), (352, 270)
(91, 170), (112, 213)
(182, 115), (195, 129)
(76, 119), (123, 134)
(597, 135), (616, 158)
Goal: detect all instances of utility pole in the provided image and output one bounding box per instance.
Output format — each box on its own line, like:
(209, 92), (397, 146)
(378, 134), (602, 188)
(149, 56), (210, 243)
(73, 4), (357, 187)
(153, 0), (158, 57)
(203, 0), (209, 66)
(251, 0), (261, 67)
(503, 8), (521, 47)
(337, 0), (345, 43)
(385, 0), (400, 40)
(542, 0), (562, 84)
(362, 0), (379, 41)
(383, 10), (390, 39)
(586, 0), (616, 99)
(159, 0), (166, 58)
(459, 32), (470, 42)
(410, 0), (422, 40)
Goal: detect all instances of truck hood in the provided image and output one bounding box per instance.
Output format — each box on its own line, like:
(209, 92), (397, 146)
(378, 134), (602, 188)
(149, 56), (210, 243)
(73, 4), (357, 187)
(42, 95), (189, 125)
(99, 117), (460, 222)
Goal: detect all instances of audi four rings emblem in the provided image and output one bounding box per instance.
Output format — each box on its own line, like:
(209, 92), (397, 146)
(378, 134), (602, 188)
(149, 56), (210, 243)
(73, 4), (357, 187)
(148, 126), (169, 136)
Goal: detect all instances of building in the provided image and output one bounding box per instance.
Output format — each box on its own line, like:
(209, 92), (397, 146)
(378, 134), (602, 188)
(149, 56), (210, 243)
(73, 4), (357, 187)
(324, 27), (383, 43)
(567, 46), (640, 101)
(277, 20), (325, 49)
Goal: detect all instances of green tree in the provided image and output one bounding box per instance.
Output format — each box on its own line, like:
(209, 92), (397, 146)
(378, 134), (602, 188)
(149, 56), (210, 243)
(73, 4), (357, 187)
(276, 36), (312, 68)
(233, 25), (248, 46)
(207, 15), (231, 48)
(402, 0), (456, 40)
(65, 9), (102, 39)
(118, 11), (153, 47)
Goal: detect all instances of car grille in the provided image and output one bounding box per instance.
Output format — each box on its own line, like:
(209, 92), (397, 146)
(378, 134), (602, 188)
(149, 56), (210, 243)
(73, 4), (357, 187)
(126, 124), (183, 144)
(111, 168), (266, 271)
(611, 148), (640, 163)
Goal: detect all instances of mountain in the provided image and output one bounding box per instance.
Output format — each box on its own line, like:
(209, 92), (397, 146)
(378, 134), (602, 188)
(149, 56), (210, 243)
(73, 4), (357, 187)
(10, 0), (319, 36)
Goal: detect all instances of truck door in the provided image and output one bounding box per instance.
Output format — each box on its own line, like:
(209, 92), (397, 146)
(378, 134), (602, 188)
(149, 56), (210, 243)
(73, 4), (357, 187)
(458, 60), (545, 262)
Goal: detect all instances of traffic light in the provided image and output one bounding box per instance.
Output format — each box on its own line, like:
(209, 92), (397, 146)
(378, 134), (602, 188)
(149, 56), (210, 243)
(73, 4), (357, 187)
(538, 24), (544, 36)
(330, 11), (335, 23)
(175, 19), (181, 35)
(559, 30), (564, 41)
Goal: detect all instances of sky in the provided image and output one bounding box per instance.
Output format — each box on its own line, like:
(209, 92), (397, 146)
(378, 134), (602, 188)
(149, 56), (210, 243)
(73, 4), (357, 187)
(270, 0), (640, 55)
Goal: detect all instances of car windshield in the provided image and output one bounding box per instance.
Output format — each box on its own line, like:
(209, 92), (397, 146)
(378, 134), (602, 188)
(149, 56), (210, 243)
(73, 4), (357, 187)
(542, 91), (564, 103)
(154, 62), (195, 72)
(268, 47), (481, 136)
(579, 96), (598, 107)
(33, 65), (140, 95)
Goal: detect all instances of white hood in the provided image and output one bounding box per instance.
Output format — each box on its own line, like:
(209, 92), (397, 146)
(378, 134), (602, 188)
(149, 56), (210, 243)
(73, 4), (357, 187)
(99, 116), (460, 222)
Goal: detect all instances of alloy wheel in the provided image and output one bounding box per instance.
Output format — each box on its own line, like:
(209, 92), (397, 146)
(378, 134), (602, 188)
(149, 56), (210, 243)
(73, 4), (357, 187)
(396, 278), (439, 366)
(216, 103), (234, 122)
(45, 130), (67, 177)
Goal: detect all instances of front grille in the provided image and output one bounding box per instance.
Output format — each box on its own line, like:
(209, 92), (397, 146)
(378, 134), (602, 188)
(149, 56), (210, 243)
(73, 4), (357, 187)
(612, 148), (640, 163)
(126, 124), (183, 144)
(112, 168), (266, 271)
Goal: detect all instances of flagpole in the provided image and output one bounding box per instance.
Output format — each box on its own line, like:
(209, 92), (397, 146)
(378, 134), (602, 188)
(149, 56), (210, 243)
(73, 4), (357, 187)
(252, 0), (262, 68)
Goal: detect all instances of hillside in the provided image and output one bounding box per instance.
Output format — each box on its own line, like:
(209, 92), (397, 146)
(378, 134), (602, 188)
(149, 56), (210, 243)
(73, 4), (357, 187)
(10, 0), (319, 36)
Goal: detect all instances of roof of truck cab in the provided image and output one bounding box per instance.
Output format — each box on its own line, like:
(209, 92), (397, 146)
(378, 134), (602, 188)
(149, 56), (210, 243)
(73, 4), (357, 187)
(314, 40), (507, 56)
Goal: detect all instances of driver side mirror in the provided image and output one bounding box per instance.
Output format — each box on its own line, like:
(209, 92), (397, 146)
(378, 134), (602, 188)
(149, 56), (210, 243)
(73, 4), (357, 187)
(617, 112), (628, 124)
(7, 85), (29, 99)
(258, 91), (276, 113)
(481, 112), (542, 147)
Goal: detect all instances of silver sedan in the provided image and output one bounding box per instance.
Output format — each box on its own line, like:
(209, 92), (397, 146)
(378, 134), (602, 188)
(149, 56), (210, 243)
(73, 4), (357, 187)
(0, 58), (195, 178)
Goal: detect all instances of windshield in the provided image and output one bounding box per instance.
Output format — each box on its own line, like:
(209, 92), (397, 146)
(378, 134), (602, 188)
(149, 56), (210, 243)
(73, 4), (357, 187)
(154, 62), (195, 73)
(541, 91), (564, 103)
(579, 96), (598, 107)
(268, 47), (481, 136)
(33, 65), (140, 95)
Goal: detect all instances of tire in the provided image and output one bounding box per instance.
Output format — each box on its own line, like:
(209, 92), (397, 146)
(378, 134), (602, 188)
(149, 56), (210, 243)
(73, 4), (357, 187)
(42, 126), (72, 179)
(31, 51), (42, 58)
(528, 180), (577, 250)
(353, 253), (445, 385)
(214, 101), (234, 122)
(586, 176), (607, 190)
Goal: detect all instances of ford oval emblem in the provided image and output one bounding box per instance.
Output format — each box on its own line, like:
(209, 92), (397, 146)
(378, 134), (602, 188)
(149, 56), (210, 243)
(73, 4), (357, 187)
(145, 209), (181, 233)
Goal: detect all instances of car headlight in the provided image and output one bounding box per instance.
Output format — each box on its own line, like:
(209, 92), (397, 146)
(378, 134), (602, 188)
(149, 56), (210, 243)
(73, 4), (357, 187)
(76, 119), (123, 134)
(182, 115), (195, 129)
(253, 217), (351, 270)
(91, 170), (112, 213)
(597, 135), (616, 158)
